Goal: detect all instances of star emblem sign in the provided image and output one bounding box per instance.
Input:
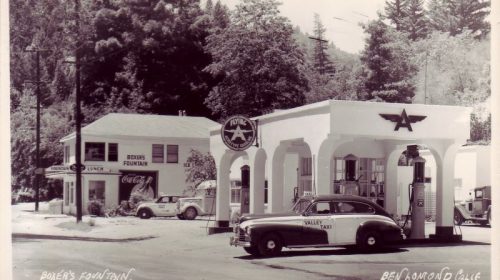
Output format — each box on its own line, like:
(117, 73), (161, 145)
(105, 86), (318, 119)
(226, 125), (253, 141)
(221, 115), (257, 151)
(379, 109), (427, 131)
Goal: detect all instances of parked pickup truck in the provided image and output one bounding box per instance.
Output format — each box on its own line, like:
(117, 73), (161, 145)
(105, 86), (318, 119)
(454, 186), (492, 226)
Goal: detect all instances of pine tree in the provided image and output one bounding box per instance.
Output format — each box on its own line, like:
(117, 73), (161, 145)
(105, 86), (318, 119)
(403, 0), (428, 40)
(205, 0), (213, 14)
(361, 20), (417, 103)
(212, 1), (230, 30)
(311, 14), (335, 76)
(428, 0), (490, 38)
(385, 0), (409, 31)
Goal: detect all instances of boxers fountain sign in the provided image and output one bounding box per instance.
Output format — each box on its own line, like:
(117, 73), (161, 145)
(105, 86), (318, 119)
(221, 115), (257, 151)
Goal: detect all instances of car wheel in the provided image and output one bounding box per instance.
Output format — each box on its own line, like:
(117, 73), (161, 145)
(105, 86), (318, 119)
(479, 220), (488, 226)
(183, 207), (197, 220)
(357, 231), (381, 251)
(257, 233), (282, 257)
(176, 214), (185, 220)
(454, 211), (463, 225)
(243, 246), (260, 257)
(138, 209), (152, 219)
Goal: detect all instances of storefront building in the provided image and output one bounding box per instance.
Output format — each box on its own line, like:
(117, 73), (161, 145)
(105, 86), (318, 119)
(47, 113), (218, 215)
(210, 100), (472, 239)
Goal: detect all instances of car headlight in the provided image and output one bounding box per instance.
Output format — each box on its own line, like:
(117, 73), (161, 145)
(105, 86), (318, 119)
(245, 226), (251, 235)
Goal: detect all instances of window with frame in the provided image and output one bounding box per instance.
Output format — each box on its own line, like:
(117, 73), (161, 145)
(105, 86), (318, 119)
(70, 187), (74, 204)
(230, 180), (242, 204)
(64, 182), (69, 206)
(89, 181), (105, 204)
(167, 145), (178, 163)
(308, 202), (332, 215)
(85, 142), (105, 161)
(152, 144), (164, 163)
(108, 143), (118, 162)
(64, 146), (70, 163)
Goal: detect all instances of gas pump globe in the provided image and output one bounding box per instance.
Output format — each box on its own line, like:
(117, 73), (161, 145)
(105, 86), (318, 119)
(343, 154), (359, 195)
(410, 156), (426, 239)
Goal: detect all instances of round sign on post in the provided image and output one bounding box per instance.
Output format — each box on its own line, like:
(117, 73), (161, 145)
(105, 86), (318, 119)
(221, 115), (257, 151)
(70, 164), (86, 172)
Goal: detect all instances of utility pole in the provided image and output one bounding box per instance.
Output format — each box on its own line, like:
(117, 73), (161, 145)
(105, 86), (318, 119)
(74, 0), (83, 223)
(308, 36), (328, 75)
(25, 47), (49, 212)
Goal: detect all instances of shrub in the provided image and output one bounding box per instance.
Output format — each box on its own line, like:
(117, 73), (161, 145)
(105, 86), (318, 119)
(87, 200), (104, 216)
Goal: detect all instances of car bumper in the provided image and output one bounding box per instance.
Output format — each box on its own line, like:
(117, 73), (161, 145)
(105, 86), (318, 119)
(229, 236), (251, 247)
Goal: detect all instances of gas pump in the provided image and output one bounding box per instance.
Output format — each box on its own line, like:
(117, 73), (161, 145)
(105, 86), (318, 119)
(240, 165), (250, 214)
(343, 154), (359, 195)
(410, 155), (426, 239)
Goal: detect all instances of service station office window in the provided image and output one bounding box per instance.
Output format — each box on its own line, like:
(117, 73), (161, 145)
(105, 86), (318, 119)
(85, 142), (105, 161)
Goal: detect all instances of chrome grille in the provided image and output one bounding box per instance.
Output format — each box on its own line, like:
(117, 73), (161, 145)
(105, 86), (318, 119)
(238, 228), (246, 241)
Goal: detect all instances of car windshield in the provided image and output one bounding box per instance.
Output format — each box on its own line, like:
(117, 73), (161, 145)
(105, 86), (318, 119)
(291, 198), (312, 214)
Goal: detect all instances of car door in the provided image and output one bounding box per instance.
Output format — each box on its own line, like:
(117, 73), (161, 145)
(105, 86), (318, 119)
(301, 201), (335, 245)
(164, 196), (178, 216)
(156, 196), (170, 216)
(332, 201), (376, 245)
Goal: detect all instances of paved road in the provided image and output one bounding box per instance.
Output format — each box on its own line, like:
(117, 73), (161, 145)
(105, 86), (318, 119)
(12, 220), (491, 280)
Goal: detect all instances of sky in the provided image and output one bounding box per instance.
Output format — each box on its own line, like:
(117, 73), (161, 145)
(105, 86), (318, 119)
(216, 0), (387, 54)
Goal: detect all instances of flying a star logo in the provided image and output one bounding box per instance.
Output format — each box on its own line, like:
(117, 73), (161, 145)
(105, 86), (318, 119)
(221, 115), (257, 151)
(379, 109), (427, 132)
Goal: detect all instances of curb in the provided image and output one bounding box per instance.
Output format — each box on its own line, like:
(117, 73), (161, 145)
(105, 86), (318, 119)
(12, 233), (156, 242)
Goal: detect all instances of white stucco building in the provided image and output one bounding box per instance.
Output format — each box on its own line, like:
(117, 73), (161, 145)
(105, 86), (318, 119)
(211, 100), (473, 240)
(47, 113), (218, 215)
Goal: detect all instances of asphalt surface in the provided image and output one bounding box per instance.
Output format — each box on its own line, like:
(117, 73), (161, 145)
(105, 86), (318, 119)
(12, 220), (491, 280)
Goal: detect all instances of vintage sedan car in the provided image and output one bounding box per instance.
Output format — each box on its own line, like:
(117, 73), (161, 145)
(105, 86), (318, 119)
(136, 195), (182, 219)
(230, 194), (404, 257)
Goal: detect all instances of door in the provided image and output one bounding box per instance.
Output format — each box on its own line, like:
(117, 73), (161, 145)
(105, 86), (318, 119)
(332, 201), (376, 244)
(157, 196), (176, 216)
(301, 201), (335, 245)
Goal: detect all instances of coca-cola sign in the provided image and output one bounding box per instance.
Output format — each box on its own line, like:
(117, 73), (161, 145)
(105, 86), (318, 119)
(119, 171), (157, 202)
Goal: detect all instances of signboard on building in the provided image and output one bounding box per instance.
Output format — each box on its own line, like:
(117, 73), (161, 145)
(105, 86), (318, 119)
(221, 115), (257, 151)
(119, 171), (157, 202)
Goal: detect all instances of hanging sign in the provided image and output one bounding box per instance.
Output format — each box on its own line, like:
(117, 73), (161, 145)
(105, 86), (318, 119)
(221, 115), (257, 151)
(379, 109), (426, 132)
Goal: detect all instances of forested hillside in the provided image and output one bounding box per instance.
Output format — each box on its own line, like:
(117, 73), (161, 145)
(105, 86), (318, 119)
(10, 0), (490, 190)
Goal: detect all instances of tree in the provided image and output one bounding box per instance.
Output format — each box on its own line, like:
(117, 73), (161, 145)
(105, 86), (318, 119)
(360, 20), (418, 103)
(184, 149), (216, 187)
(427, 0), (490, 38)
(311, 14), (335, 76)
(403, 0), (429, 41)
(385, 0), (408, 31)
(204, 0), (308, 119)
(82, 0), (215, 116)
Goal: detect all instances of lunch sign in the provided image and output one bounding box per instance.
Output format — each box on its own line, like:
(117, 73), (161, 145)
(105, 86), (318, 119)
(221, 115), (257, 151)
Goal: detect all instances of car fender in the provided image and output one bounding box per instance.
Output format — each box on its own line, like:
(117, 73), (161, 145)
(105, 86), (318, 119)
(356, 220), (401, 243)
(137, 206), (154, 216)
(181, 203), (203, 215)
(454, 204), (472, 220)
(245, 223), (313, 247)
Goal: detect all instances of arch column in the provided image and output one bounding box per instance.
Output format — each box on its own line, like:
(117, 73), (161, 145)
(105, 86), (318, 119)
(269, 145), (286, 212)
(385, 145), (407, 218)
(248, 148), (266, 214)
(214, 150), (234, 227)
(429, 142), (461, 238)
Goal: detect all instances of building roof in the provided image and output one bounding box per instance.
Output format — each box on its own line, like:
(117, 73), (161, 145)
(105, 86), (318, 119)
(61, 113), (219, 142)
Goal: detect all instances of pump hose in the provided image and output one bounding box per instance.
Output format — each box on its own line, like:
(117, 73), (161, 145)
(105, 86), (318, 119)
(401, 183), (413, 235)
